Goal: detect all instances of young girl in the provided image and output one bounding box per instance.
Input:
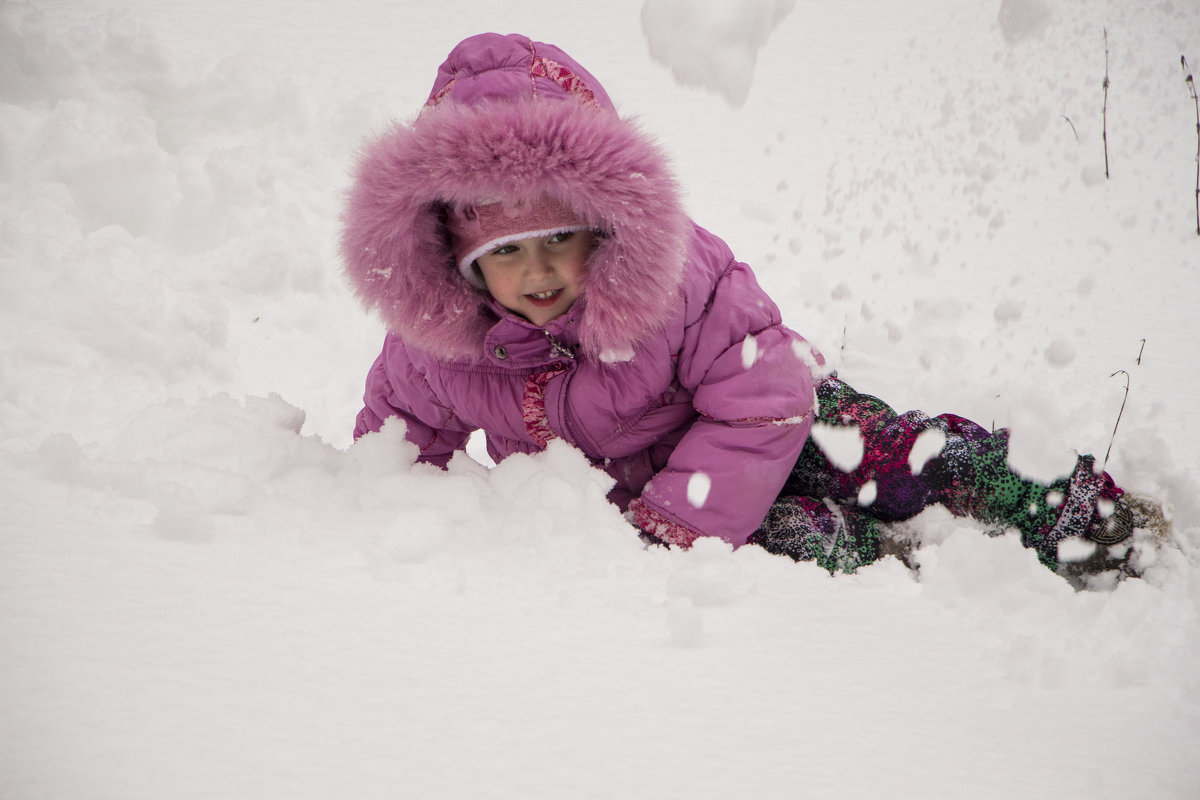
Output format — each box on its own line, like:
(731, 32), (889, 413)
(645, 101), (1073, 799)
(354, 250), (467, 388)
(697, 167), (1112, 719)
(343, 32), (1149, 587)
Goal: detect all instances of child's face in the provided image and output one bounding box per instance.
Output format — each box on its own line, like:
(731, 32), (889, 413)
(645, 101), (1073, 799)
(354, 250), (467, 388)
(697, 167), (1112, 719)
(475, 231), (594, 327)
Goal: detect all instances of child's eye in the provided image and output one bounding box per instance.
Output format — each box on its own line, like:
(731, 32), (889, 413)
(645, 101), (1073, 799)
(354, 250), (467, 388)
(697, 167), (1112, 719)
(548, 232), (574, 244)
(491, 244), (519, 256)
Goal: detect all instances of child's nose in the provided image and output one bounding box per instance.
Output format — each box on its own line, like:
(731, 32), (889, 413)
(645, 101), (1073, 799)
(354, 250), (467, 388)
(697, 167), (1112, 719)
(528, 246), (555, 274)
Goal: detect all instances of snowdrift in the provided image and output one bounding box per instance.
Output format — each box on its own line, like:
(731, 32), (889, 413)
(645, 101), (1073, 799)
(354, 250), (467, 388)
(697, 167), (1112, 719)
(2, 1), (1197, 797)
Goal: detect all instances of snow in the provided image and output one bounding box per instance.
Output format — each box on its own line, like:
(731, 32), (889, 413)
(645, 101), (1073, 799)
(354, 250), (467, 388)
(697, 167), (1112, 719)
(2, 0), (1199, 798)
(856, 479), (878, 507)
(686, 471), (712, 508)
(809, 421), (865, 472)
(740, 332), (759, 368)
(909, 427), (948, 476)
(640, 0), (795, 106)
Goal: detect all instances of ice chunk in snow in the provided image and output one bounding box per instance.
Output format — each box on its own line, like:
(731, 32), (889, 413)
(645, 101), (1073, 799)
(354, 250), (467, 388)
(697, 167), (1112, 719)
(640, 0), (795, 106)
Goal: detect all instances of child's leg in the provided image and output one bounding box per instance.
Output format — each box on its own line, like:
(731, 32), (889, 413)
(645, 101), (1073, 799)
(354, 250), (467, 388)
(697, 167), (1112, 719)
(748, 496), (887, 574)
(764, 375), (1124, 570)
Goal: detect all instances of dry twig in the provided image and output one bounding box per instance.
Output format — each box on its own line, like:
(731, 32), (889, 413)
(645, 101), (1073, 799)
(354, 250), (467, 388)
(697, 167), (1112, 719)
(1103, 369), (1130, 470)
(1184, 55), (1199, 235)
(1062, 115), (1079, 141)
(1103, 28), (1111, 179)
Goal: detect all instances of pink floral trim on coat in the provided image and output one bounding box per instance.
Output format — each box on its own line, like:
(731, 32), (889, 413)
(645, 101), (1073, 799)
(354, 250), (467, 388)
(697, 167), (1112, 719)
(425, 57), (601, 110)
(528, 57), (601, 108)
(629, 498), (701, 548)
(523, 368), (566, 447)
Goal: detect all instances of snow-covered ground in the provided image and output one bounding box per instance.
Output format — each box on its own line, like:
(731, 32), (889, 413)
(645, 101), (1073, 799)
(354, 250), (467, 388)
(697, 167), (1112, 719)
(2, 0), (1199, 797)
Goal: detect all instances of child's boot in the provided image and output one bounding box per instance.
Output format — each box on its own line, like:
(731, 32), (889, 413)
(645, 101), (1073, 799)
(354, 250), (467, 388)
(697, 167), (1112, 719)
(1056, 491), (1174, 589)
(1033, 456), (1125, 548)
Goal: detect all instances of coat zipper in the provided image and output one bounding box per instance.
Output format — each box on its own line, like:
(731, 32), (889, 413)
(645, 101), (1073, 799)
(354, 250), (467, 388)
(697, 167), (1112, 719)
(542, 329), (596, 452)
(544, 329), (575, 361)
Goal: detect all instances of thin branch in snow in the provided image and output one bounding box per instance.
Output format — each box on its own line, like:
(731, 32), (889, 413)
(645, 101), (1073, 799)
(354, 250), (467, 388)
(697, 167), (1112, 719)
(1062, 115), (1079, 141)
(1183, 55), (1199, 236)
(1103, 28), (1111, 180)
(1104, 369), (1130, 470)
(1136, 338), (1146, 366)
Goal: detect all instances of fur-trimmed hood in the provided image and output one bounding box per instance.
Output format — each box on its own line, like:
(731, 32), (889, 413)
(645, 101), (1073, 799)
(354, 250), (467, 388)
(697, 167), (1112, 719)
(340, 33), (691, 362)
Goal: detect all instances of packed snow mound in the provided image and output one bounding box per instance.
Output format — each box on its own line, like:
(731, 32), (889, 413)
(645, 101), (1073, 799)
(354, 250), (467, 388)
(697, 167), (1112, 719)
(25, 391), (635, 568)
(640, 0), (795, 105)
(3, 1), (1200, 797)
(0, 1), (381, 447)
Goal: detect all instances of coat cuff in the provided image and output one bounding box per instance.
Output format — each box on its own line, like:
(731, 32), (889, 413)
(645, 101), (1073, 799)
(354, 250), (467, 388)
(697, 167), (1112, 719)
(628, 498), (701, 548)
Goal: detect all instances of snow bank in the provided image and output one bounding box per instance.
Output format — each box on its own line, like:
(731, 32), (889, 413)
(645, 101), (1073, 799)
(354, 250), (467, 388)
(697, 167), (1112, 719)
(0, 1), (383, 450)
(2, 1), (1198, 798)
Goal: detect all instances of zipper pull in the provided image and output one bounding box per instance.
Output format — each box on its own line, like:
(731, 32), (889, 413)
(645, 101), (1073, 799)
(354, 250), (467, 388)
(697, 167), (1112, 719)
(544, 330), (575, 361)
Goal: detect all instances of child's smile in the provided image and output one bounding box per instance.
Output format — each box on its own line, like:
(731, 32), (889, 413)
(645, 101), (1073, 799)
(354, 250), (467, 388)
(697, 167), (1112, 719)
(475, 231), (593, 326)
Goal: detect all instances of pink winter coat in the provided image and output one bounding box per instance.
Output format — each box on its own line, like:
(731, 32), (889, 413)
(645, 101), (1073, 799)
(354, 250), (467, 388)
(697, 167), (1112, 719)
(343, 33), (818, 547)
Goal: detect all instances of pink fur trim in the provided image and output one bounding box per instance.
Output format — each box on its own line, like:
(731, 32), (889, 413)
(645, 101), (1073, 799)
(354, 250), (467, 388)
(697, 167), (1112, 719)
(341, 98), (689, 362)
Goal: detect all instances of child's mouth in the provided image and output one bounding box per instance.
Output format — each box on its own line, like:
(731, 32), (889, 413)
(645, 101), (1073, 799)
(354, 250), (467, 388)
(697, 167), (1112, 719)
(526, 289), (562, 306)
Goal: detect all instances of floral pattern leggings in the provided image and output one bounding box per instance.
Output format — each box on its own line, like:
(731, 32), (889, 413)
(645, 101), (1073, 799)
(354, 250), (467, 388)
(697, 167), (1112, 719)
(748, 376), (1121, 573)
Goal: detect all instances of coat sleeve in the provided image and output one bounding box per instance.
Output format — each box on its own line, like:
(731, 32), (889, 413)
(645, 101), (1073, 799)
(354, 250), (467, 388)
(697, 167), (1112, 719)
(629, 253), (819, 548)
(354, 333), (474, 468)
